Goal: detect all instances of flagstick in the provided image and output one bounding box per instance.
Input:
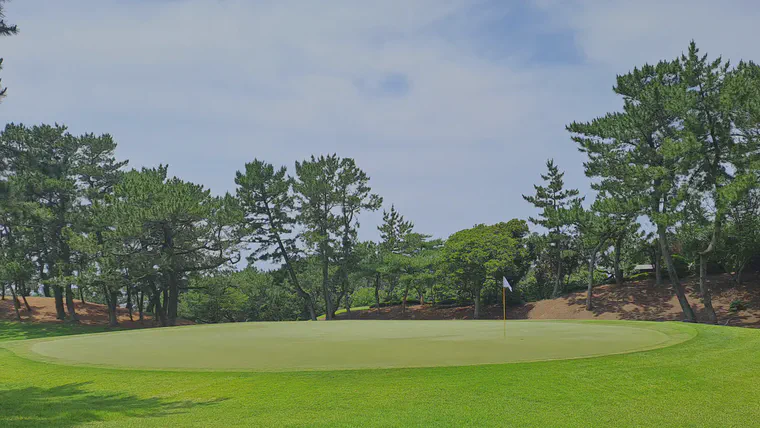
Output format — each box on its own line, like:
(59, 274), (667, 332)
(502, 287), (506, 338)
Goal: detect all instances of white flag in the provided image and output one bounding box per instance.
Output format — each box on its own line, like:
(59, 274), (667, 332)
(502, 277), (512, 292)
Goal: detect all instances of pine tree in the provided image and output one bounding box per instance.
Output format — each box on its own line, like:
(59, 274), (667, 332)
(293, 155), (341, 320)
(567, 58), (698, 321)
(235, 159), (317, 320)
(0, 0), (18, 100)
(522, 159), (579, 297)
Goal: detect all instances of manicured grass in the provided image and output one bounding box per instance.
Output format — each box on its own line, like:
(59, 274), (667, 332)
(11, 320), (690, 371)
(1, 320), (759, 427)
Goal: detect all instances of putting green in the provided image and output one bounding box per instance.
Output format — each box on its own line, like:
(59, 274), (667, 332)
(17, 320), (694, 372)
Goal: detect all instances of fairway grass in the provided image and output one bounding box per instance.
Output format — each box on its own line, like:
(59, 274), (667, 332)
(11, 320), (692, 371)
(1, 320), (760, 427)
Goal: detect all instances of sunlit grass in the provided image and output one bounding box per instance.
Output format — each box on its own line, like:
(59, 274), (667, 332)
(1, 321), (759, 427)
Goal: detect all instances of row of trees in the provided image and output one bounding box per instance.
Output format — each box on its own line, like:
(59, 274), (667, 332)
(0, 122), (533, 323)
(3, 33), (760, 325)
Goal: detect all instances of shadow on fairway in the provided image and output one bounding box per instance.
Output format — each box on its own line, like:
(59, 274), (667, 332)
(0, 382), (226, 427)
(0, 322), (111, 343)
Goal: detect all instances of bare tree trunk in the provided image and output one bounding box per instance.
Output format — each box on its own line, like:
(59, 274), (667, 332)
(374, 273), (381, 317)
(127, 287), (134, 322)
(473, 285), (482, 319)
(78, 286), (85, 304)
(1, 283), (5, 300)
(103, 284), (119, 327)
(736, 260), (747, 285)
(306, 300), (316, 321)
(586, 243), (606, 311)
(9, 283), (22, 320)
(699, 255), (717, 324)
(614, 235), (624, 286)
(402, 286), (409, 312)
(697, 219), (721, 324)
(20, 279), (31, 312)
(53, 285), (66, 320)
(153, 289), (168, 327)
(344, 293), (351, 318)
(65, 284), (79, 322)
(321, 251), (333, 321)
(658, 226), (696, 322)
(654, 245), (663, 286)
(138, 289), (145, 324)
(552, 243), (563, 298)
(162, 288), (169, 320)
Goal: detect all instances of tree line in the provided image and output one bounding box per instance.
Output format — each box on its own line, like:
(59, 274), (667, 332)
(2, 36), (760, 325)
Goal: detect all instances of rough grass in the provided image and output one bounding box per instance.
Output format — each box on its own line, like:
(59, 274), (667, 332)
(1, 320), (759, 427)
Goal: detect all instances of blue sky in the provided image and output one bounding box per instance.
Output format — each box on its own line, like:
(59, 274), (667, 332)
(2, 0), (759, 242)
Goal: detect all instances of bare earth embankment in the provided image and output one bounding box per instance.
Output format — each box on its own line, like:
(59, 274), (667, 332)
(336, 274), (760, 327)
(0, 296), (193, 328)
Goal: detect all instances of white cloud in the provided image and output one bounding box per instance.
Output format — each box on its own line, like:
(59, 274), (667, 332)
(2, 0), (757, 242)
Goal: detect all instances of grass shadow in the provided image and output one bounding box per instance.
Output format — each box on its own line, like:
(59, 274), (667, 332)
(0, 382), (226, 427)
(0, 321), (114, 343)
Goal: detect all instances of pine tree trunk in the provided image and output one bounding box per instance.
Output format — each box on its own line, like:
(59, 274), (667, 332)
(374, 273), (381, 316)
(9, 283), (22, 321)
(402, 287), (408, 312)
(1, 283), (5, 300)
(20, 279), (31, 312)
(102, 284), (119, 327)
(658, 226), (696, 322)
(43, 284), (51, 297)
(153, 291), (168, 327)
(736, 260), (746, 285)
(654, 246), (663, 286)
(699, 255), (717, 324)
(53, 285), (66, 320)
(614, 235), (624, 286)
(473, 285), (482, 319)
(127, 287), (134, 322)
(138, 289), (145, 324)
(552, 243), (563, 298)
(586, 255), (596, 311)
(697, 218), (721, 324)
(65, 284), (79, 322)
(78, 286), (85, 304)
(321, 252), (333, 321)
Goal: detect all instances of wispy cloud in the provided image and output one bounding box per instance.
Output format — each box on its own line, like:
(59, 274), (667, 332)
(2, 0), (757, 240)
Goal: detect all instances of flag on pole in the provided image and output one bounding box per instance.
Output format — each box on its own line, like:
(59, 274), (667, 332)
(502, 277), (512, 292)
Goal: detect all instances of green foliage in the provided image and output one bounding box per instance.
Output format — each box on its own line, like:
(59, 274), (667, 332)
(440, 219), (529, 316)
(179, 269), (303, 323)
(350, 287), (376, 307)
(729, 300), (748, 313)
(0, 0), (18, 100)
(671, 254), (691, 278)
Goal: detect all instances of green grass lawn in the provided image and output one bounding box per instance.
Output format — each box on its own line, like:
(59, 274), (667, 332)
(1, 320), (759, 427)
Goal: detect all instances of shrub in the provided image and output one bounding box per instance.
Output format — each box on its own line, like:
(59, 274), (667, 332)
(729, 300), (748, 313)
(671, 254), (691, 277)
(351, 287), (376, 307)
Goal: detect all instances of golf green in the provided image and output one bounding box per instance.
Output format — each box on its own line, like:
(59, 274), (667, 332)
(17, 320), (693, 371)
